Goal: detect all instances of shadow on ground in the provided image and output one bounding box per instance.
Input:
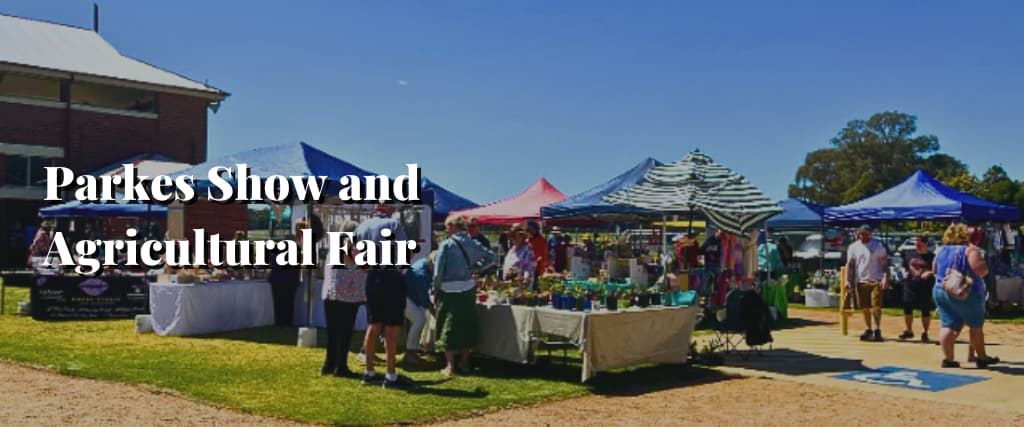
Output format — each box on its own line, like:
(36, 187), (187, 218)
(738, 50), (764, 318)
(724, 348), (870, 376)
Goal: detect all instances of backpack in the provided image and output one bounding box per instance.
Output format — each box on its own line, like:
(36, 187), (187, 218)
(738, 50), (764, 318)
(740, 290), (774, 346)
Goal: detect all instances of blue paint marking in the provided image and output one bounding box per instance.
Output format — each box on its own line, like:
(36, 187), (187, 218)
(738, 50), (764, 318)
(833, 366), (989, 392)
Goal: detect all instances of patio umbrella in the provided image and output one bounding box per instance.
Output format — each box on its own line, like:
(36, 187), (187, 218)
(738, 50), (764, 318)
(603, 150), (782, 237)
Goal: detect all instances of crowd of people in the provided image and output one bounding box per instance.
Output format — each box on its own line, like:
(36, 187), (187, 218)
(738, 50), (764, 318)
(845, 224), (1002, 369)
(314, 207), (496, 389)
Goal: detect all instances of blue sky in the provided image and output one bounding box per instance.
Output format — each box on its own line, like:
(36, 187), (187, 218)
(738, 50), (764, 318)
(5, 1), (1023, 204)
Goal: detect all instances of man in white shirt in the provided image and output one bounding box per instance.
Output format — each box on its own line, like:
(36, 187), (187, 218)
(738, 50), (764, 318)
(845, 224), (889, 342)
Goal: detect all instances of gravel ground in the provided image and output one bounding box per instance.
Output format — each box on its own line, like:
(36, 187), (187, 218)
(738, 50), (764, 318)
(2, 308), (1021, 426)
(433, 376), (1024, 427)
(0, 361), (307, 426)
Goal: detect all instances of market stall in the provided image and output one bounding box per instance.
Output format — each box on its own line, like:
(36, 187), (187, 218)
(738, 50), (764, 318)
(451, 178), (566, 224)
(149, 280), (274, 336)
(825, 170), (1022, 320)
(603, 150), (783, 301)
(422, 177), (477, 223)
(473, 300), (698, 382)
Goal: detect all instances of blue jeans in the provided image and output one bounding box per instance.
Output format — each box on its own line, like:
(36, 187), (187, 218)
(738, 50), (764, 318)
(933, 287), (985, 330)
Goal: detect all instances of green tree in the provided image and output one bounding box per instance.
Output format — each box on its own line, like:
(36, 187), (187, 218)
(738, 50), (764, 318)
(976, 165), (1021, 207)
(788, 111), (968, 206)
(942, 172), (979, 194)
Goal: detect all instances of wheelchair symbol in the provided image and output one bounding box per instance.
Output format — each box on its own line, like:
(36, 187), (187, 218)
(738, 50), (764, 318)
(853, 370), (929, 390)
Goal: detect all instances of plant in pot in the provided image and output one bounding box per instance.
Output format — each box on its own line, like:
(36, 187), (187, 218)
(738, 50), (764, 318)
(649, 287), (663, 306)
(550, 283), (565, 309)
(570, 286), (586, 311)
(637, 285), (651, 308)
(605, 288), (619, 311)
(524, 290), (537, 307)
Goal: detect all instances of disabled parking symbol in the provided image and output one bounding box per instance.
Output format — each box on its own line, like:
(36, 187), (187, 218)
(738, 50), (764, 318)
(834, 366), (988, 392)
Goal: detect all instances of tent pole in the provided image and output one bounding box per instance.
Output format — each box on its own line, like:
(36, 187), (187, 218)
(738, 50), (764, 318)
(819, 219), (825, 273)
(306, 201), (315, 328)
(662, 214), (668, 289)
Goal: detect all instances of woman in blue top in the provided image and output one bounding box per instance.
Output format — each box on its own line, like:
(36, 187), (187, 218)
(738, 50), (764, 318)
(432, 215), (496, 377)
(932, 224), (1000, 369)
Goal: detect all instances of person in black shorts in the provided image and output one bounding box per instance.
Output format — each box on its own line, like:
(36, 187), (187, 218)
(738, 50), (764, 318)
(355, 205), (415, 389)
(900, 235), (935, 342)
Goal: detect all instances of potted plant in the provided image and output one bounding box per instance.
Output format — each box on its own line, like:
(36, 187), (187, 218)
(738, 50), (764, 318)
(605, 289), (618, 311)
(574, 287), (587, 311)
(650, 289), (662, 306)
(550, 283), (565, 309)
(637, 286), (651, 308)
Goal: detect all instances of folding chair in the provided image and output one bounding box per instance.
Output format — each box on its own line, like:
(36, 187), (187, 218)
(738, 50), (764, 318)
(709, 288), (747, 355)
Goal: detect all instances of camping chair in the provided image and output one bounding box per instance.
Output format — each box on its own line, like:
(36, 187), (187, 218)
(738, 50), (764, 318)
(710, 288), (747, 355)
(711, 288), (773, 360)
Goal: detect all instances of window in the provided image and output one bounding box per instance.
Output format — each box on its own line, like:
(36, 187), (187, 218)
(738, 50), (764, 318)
(3, 155), (53, 187)
(0, 73), (61, 102)
(4, 155), (27, 186)
(71, 81), (157, 113)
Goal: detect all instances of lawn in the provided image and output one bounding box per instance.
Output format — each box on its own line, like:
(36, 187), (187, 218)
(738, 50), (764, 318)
(0, 286), (707, 426)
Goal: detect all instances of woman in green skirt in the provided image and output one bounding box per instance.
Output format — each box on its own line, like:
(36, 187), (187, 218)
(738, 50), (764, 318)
(432, 215), (496, 377)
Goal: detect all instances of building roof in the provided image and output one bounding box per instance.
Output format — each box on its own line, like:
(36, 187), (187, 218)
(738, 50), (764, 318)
(0, 13), (226, 99)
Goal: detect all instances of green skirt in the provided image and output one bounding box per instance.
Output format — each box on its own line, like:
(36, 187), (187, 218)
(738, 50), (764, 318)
(435, 289), (479, 351)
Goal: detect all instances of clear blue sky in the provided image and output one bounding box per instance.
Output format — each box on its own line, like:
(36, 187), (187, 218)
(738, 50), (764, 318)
(6, 1), (1023, 204)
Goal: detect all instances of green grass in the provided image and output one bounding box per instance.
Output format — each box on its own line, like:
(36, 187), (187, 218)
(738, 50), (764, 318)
(0, 286), (710, 425)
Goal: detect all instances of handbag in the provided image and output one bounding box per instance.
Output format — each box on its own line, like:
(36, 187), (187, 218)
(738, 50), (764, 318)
(942, 247), (973, 300)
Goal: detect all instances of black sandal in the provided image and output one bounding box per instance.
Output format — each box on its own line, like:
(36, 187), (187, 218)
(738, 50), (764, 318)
(976, 356), (1001, 369)
(941, 359), (960, 368)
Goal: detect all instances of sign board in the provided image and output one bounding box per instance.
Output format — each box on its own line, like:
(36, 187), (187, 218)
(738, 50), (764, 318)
(833, 366), (988, 392)
(30, 275), (150, 320)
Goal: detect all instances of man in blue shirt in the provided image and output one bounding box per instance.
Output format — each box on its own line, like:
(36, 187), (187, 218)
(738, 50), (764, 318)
(354, 205), (414, 389)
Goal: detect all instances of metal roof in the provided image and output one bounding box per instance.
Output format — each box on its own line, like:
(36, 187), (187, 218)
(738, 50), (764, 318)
(0, 13), (226, 98)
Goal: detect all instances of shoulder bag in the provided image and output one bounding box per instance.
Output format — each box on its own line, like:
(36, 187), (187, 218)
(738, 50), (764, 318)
(941, 247), (972, 300)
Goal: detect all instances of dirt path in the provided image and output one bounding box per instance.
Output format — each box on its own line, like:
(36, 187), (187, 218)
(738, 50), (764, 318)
(434, 376), (1024, 426)
(3, 309), (1022, 426)
(0, 361), (308, 426)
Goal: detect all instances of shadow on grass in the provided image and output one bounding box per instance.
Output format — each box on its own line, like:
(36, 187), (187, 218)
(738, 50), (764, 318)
(203, 325), (300, 346)
(723, 348), (869, 376)
(407, 379), (490, 398)
(467, 351), (737, 397)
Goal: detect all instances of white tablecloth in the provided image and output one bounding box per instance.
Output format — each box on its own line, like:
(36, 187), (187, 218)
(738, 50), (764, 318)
(997, 276), (1024, 303)
(475, 304), (699, 382)
(150, 280), (275, 336)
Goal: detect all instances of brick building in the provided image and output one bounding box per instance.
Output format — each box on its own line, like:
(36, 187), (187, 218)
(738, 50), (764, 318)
(0, 13), (228, 267)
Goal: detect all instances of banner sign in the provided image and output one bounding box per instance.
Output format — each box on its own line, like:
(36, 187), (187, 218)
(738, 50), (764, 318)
(30, 275), (150, 320)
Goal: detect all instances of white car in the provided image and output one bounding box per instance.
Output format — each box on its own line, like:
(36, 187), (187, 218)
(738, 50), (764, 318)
(794, 233), (843, 260)
(895, 237), (937, 256)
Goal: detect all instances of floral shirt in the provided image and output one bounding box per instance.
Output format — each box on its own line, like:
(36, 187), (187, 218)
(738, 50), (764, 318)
(503, 243), (537, 279)
(322, 267), (367, 303)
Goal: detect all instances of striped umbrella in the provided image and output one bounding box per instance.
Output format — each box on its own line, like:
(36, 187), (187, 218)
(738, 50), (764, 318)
(603, 151), (782, 236)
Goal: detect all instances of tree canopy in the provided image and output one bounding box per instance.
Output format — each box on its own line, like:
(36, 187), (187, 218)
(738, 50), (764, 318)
(789, 111), (968, 206)
(789, 111), (1024, 217)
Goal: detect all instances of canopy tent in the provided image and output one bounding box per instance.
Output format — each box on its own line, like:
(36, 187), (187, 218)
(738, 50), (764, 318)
(87, 153), (189, 181)
(172, 142), (379, 195)
(603, 151), (783, 236)
(422, 177), (477, 222)
(824, 170), (1020, 223)
(40, 192), (167, 218)
(541, 157), (662, 220)
(451, 178), (566, 225)
(766, 198), (825, 230)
